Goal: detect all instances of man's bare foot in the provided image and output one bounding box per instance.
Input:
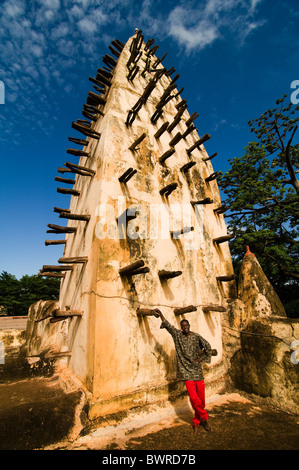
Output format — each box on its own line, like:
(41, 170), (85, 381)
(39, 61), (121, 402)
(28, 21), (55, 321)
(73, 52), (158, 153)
(193, 425), (199, 434)
(201, 419), (211, 432)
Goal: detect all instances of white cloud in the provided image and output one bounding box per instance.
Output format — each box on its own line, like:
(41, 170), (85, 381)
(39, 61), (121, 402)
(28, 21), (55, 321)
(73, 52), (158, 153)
(78, 18), (98, 34)
(167, 0), (265, 53)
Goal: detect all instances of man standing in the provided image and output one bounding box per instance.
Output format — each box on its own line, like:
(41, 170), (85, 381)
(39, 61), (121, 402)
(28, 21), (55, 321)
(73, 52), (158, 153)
(154, 308), (213, 433)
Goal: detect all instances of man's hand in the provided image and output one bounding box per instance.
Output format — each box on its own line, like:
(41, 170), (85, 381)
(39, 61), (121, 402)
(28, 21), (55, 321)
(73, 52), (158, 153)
(153, 308), (165, 321)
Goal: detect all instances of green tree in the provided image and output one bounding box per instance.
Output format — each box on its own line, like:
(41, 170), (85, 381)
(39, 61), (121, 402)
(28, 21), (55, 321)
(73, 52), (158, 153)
(0, 271), (60, 316)
(218, 95), (299, 317)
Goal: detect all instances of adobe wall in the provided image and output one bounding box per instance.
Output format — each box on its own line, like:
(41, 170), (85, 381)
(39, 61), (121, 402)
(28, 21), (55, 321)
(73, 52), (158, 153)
(25, 33), (237, 419)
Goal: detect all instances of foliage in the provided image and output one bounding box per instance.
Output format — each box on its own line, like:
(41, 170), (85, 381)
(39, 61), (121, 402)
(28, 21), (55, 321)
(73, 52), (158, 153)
(0, 271), (60, 316)
(218, 95), (299, 317)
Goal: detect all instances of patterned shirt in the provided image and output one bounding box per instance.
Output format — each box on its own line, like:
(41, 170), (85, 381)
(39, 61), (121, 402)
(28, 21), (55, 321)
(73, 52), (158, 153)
(161, 319), (212, 381)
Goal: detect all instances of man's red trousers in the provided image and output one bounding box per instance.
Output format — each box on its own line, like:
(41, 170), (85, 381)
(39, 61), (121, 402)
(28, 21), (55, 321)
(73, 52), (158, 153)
(185, 379), (209, 426)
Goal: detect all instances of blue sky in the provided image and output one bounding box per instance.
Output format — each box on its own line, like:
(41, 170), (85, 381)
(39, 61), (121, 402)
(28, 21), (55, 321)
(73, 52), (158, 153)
(0, 0), (298, 279)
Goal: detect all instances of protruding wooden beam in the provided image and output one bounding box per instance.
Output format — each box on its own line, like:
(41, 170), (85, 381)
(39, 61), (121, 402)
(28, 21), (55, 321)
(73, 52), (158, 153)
(41, 265), (74, 272)
(158, 270), (182, 280)
(170, 227), (194, 238)
(68, 137), (88, 146)
(59, 212), (90, 222)
(119, 168), (137, 183)
(128, 64), (140, 82)
(191, 198), (213, 206)
(216, 274), (237, 282)
(159, 182), (178, 196)
(38, 272), (65, 278)
(185, 112), (199, 127)
(130, 267), (150, 276)
(187, 134), (211, 155)
(66, 148), (90, 157)
(47, 224), (77, 234)
(170, 73), (180, 85)
(54, 309), (83, 317)
(112, 40), (124, 53)
(119, 259), (145, 276)
(203, 152), (217, 162)
(176, 99), (187, 109)
(169, 132), (183, 147)
(202, 306), (226, 313)
(57, 188), (81, 196)
(159, 148), (175, 164)
(214, 205), (229, 215)
(151, 108), (163, 124)
(54, 207), (70, 214)
(109, 45), (120, 58)
(55, 177), (76, 185)
(45, 240), (66, 246)
(154, 121), (169, 139)
(72, 121), (101, 139)
(87, 91), (107, 105)
(64, 162), (95, 176)
(136, 308), (160, 318)
(182, 125), (197, 139)
(180, 161), (196, 172)
(103, 54), (117, 68)
(58, 167), (73, 174)
(205, 172), (219, 182)
(173, 305), (197, 315)
(58, 257), (88, 264)
(213, 234), (234, 244)
(129, 133), (146, 151)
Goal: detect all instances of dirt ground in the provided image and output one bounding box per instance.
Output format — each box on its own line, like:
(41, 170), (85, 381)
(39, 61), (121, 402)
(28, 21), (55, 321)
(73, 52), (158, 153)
(54, 392), (299, 451)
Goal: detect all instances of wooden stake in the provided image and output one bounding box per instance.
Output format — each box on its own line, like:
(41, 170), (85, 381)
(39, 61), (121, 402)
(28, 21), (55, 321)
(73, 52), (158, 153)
(159, 148), (175, 164)
(45, 240), (66, 246)
(47, 224), (77, 234)
(109, 45), (120, 58)
(185, 112), (199, 127)
(170, 227), (194, 238)
(58, 257), (88, 264)
(64, 162), (95, 176)
(38, 272), (65, 278)
(68, 137), (88, 146)
(57, 188), (80, 196)
(119, 259), (145, 276)
(41, 265), (74, 272)
(173, 305), (197, 315)
(59, 212), (90, 222)
(130, 267), (150, 275)
(202, 306), (226, 313)
(205, 172), (219, 182)
(213, 234), (234, 244)
(158, 270), (182, 280)
(182, 125), (196, 139)
(154, 121), (169, 139)
(180, 161), (196, 172)
(216, 274), (237, 282)
(136, 308), (160, 318)
(55, 177), (75, 185)
(119, 168), (137, 183)
(67, 148), (90, 157)
(159, 182), (178, 196)
(187, 134), (211, 155)
(214, 205), (229, 215)
(169, 132), (183, 147)
(203, 152), (217, 162)
(191, 198), (213, 205)
(129, 133), (146, 151)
